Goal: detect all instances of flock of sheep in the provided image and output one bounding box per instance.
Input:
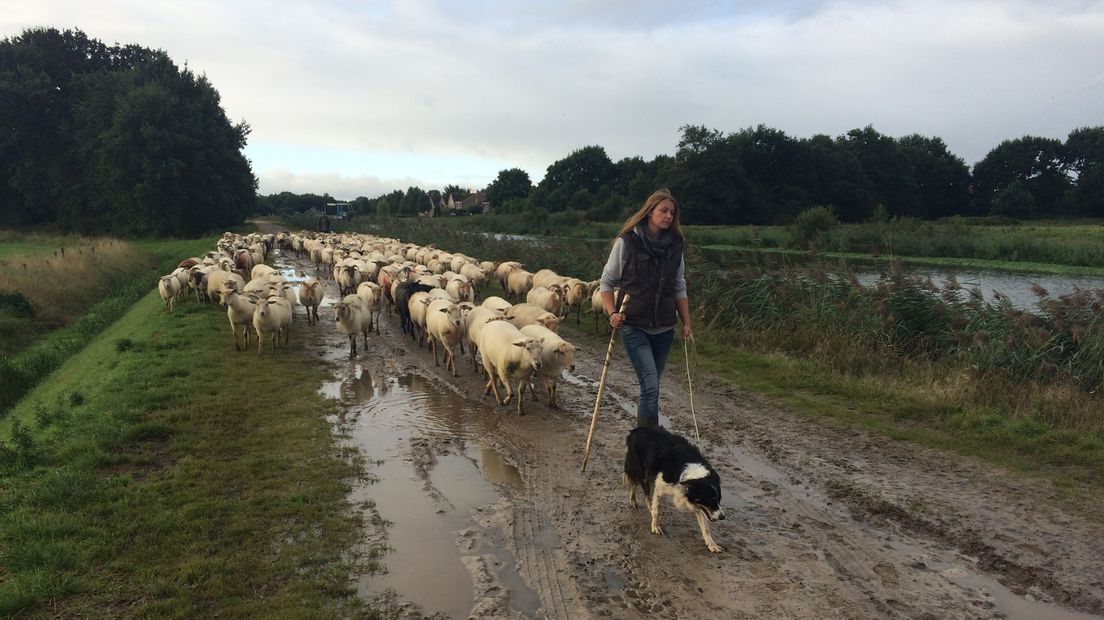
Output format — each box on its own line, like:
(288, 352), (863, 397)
(155, 230), (612, 415)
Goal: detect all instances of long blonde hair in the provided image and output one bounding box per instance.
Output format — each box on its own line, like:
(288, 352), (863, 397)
(615, 189), (684, 242)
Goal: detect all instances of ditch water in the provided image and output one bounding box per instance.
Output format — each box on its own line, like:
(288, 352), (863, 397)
(852, 267), (1104, 311)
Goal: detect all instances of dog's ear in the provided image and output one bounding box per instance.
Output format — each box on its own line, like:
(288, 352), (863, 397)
(679, 463), (711, 484)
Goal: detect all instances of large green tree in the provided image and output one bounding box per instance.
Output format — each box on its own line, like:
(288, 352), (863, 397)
(534, 145), (615, 212)
(1064, 126), (1104, 217)
(0, 28), (256, 235)
(972, 136), (1069, 217)
(896, 134), (971, 219)
(484, 168), (532, 210)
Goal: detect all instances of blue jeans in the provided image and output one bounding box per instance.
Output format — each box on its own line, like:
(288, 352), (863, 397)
(620, 325), (675, 421)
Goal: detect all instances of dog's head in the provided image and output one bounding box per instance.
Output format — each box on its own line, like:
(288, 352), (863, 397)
(679, 463), (725, 522)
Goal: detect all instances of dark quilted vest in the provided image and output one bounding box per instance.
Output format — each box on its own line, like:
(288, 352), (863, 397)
(618, 232), (683, 329)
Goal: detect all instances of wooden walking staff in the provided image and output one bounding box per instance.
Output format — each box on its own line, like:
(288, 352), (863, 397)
(581, 294), (629, 472)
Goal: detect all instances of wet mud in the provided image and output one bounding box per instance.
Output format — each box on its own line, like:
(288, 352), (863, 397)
(270, 242), (1104, 619)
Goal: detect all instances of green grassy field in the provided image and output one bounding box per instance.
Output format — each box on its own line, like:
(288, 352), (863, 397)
(0, 280), (380, 617)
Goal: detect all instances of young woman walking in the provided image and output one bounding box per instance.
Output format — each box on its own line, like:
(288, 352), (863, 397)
(599, 189), (691, 428)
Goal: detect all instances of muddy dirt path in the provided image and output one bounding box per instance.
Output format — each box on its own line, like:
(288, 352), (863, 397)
(268, 240), (1103, 620)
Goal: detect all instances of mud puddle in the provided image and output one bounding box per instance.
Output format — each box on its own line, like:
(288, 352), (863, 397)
(323, 363), (538, 618)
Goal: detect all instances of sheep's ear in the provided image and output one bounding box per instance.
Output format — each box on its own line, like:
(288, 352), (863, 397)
(438, 307), (448, 313)
(512, 340), (526, 348)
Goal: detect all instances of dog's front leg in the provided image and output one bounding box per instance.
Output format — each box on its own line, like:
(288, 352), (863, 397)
(696, 511), (724, 553)
(649, 491), (664, 535)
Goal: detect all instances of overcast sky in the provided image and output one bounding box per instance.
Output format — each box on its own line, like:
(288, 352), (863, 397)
(4, 0), (1103, 200)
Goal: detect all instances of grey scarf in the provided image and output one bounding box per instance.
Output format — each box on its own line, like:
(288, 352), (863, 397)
(633, 222), (676, 260)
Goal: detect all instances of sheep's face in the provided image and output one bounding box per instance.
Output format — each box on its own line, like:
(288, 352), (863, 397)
(516, 337), (544, 372)
(538, 314), (561, 332)
(557, 343), (577, 372)
(255, 299), (269, 318)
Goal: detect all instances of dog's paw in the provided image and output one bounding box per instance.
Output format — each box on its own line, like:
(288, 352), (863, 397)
(707, 542), (724, 553)
(651, 524), (664, 536)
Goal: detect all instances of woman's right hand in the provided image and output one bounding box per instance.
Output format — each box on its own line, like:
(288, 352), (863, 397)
(609, 311), (625, 329)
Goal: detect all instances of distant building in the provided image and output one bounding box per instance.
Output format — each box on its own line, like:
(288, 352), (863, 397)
(432, 190), (490, 215)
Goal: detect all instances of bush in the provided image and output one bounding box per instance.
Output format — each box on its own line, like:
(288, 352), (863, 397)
(789, 206), (838, 249)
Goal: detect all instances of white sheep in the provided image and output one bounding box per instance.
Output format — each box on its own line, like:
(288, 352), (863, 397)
(458, 263), (486, 294)
(591, 286), (619, 332)
(333, 294), (369, 358)
(406, 290), (433, 346)
(506, 269), (534, 301)
(444, 276), (474, 303)
(465, 305), (507, 374)
(478, 319), (544, 415)
(251, 263), (277, 280)
(563, 278), (595, 324)
(480, 296), (513, 312)
(494, 261), (523, 289)
(525, 285), (565, 318)
(206, 268), (245, 303)
(253, 296), (292, 355)
(532, 268), (565, 291)
(355, 281), (383, 334)
(520, 324), (578, 409)
(157, 275), (181, 312)
(424, 298), (466, 376)
(506, 303), (561, 332)
(219, 286), (258, 351)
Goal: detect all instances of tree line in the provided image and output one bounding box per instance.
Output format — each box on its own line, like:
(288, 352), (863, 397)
(4, 28), (1101, 234)
(0, 28), (256, 236)
(271, 123), (1103, 226)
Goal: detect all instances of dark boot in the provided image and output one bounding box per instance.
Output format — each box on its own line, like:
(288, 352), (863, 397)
(636, 415), (659, 428)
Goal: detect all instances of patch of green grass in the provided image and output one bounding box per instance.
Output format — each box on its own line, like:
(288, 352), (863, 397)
(0, 288), (378, 618)
(0, 237), (215, 413)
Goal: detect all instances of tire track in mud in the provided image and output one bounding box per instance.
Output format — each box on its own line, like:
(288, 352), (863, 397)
(266, 237), (1103, 620)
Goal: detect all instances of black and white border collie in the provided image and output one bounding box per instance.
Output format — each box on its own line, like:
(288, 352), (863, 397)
(624, 426), (725, 553)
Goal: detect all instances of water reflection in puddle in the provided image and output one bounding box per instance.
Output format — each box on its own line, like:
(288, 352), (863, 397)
(324, 367), (536, 618)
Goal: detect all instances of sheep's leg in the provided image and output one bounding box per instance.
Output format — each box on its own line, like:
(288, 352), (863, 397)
(230, 317), (241, 351)
(499, 370), (514, 406)
(430, 337), (439, 366)
(484, 362), (503, 403)
(256, 329), (264, 356)
(446, 346), (458, 377)
(514, 378), (527, 415)
(374, 312), (380, 335)
(349, 334), (357, 359)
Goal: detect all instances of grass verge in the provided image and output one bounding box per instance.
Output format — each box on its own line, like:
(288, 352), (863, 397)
(0, 288), (378, 618)
(0, 237), (214, 413)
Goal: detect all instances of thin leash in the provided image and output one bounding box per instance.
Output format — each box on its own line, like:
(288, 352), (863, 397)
(683, 333), (701, 450)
